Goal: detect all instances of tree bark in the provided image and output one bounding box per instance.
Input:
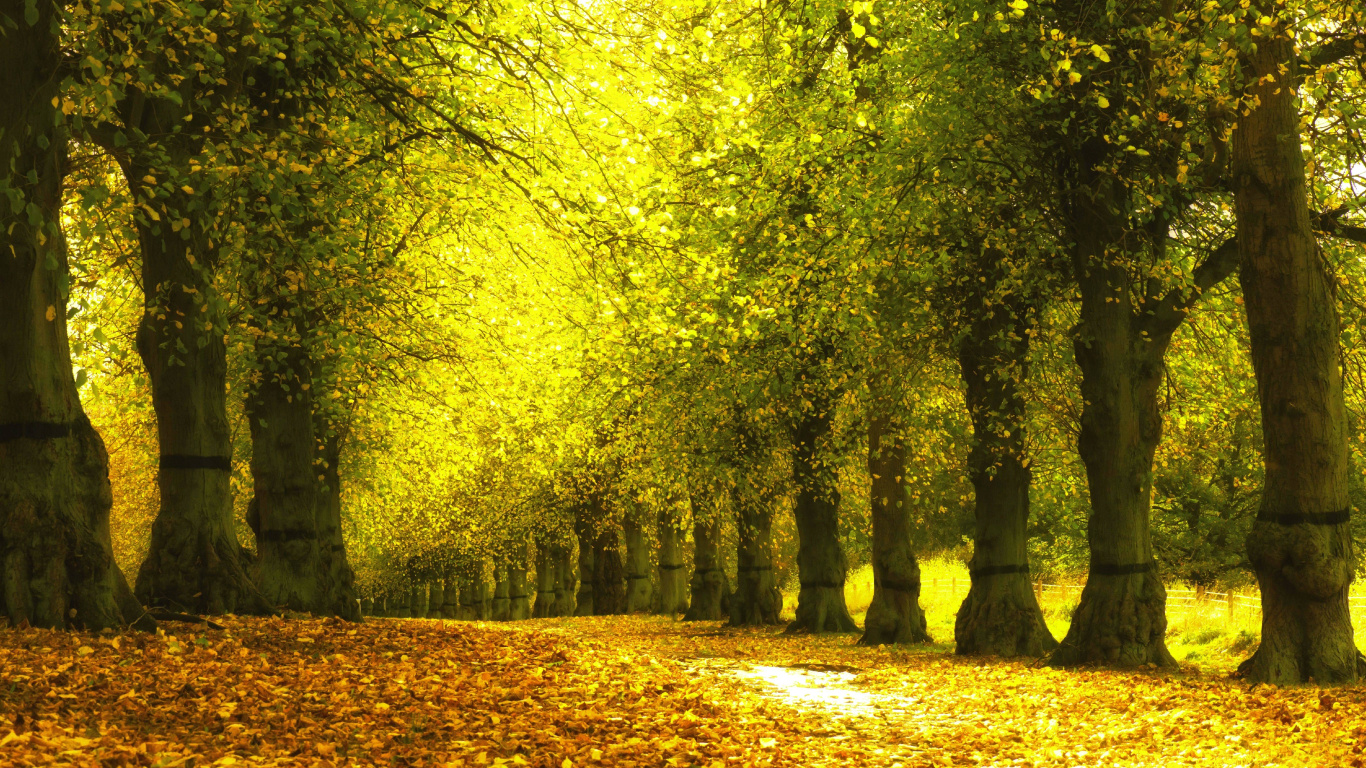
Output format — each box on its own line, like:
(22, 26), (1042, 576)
(508, 542), (532, 620)
(623, 512), (653, 612)
(859, 415), (930, 645)
(656, 502), (689, 615)
(429, 581), (445, 617)
(730, 478), (783, 626)
(314, 424), (359, 620)
(440, 576), (459, 618)
(554, 544), (576, 616)
(0, 2), (149, 631)
(788, 410), (858, 634)
(1051, 147), (1183, 667)
(684, 497), (729, 621)
(248, 346), (324, 614)
(574, 512), (596, 616)
(593, 526), (627, 615)
(954, 304), (1054, 657)
(533, 543), (557, 617)
(492, 562), (511, 621)
(1233, 13), (1362, 684)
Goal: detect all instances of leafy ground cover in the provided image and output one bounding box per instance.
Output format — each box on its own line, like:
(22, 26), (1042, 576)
(1, 615), (1364, 767)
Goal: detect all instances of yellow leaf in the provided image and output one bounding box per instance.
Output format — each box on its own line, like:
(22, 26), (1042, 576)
(77, 645), (94, 656)
(561, 759), (573, 768)
(1097, 96), (1110, 108)
(1090, 44), (1111, 63)
(46, 305), (56, 322)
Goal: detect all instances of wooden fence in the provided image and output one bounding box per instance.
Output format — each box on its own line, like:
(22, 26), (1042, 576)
(921, 577), (1366, 621)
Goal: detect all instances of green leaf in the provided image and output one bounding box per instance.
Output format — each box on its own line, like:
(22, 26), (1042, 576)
(23, 0), (38, 26)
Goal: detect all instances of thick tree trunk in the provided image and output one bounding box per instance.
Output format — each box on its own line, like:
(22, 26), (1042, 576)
(429, 581), (446, 618)
(788, 411), (858, 634)
(656, 503), (689, 615)
(1050, 161), (1176, 667)
(623, 513), (653, 612)
(508, 543), (532, 620)
(574, 515), (596, 617)
(128, 166), (262, 617)
(314, 426), (359, 620)
(533, 544), (557, 617)
(456, 573), (478, 619)
(248, 347), (323, 614)
(859, 415), (930, 645)
(684, 499), (730, 621)
(0, 6), (148, 630)
(730, 479), (783, 626)
(593, 527), (627, 615)
(492, 563), (511, 621)
(441, 577), (459, 618)
(412, 583), (430, 618)
(554, 544), (577, 616)
(1233, 16), (1362, 684)
(954, 311), (1054, 657)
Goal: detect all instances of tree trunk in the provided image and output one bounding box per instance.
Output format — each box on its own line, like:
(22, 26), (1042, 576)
(413, 583), (430, 618)
(492, 562), (511, 621)
(954, 308), (1054, 657)
(859, 415), (930, 645)
(730, 478), (783, 626)
(788, 411), (858, 634)
(508, 542), (532, 620)
(441, 577), (459, 618)
(624, 513), (653, 612)
(574, 514), (596, 616)
(456, 573), (478, 619)
(656, 502), (689, 615)
(0, 5), (148, 630)
(1233, 15), (1362, 684)
(593, 527), (627, 615)
(1050, 157), (1176, 667)
(248, 347), (324, 614)
(127, 162), (263, 617)
(554, 544), (576, 616)
(684, 498), (729, 621)
(314, 425), (359, 620)
(429, 581), (446, 618)
(534, 543), (557, 618)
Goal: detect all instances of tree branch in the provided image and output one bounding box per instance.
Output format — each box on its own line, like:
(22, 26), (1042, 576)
(1143, 236), (1239, 338)
(1303, 34), (1366, 73)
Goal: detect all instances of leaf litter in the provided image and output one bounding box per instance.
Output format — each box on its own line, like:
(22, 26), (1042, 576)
(0, 615), (1361, 767)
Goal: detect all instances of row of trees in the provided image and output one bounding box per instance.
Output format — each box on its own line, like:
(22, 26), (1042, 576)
(4, 0), (1366, 690)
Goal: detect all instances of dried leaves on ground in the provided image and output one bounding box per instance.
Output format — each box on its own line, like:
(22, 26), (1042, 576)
(0, 615), (1362, 767)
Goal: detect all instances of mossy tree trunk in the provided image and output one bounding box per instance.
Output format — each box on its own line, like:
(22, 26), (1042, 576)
(492, 562), (511, 621)
(574, 511), (596, 617)
(859, 414), (929, 645)
(554, 544), (576, 616)
(730, 476), (783, 626)
(623, 510), (653, 612)
(0, 1), (148, 631)
(954, 296), (1054, 657)
(533, 543), (557, 618)
(593, 525), (627, 615)
(315, 424), (359, 620)
(508, 542), (532, 620)
(1050, 141), (1237, 667)
(684, 495), (729, 621)
(1233, 13), (1363, 684)
(788, 409), (858, 634)
(247, 344), (323, 614)
(656, 502), (689, 615)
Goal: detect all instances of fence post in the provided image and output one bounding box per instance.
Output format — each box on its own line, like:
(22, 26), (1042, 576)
(952, 577), (957, 596)
(1035, 578), (1043, 604)
(1227, 589), (1234, 619)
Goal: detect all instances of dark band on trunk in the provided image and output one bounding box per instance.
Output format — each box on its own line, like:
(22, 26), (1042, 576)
(1256, 509), (1350, 526)
(0, 417), (90, 442)
(258, 528), (316, 543)
(1091, 561), (1155, 576)
(160, 454), (233, 471)
(800, 580), (843, 589)
(737, 565), (772, 572)
(659, 563), (686, 571)
(878, 577), (921, 591)
(970, 564), (1030, 578)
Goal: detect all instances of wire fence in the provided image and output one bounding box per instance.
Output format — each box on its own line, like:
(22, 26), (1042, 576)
(920, 577), (1366, 622)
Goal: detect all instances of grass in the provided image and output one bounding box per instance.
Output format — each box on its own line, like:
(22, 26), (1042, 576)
(778, 558), (1366, 668)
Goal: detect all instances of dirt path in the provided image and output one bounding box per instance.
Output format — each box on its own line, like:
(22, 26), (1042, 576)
(552, 616), (1366, 768)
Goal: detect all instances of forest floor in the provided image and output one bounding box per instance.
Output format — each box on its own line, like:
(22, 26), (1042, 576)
(1, 615), (1364, 767)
